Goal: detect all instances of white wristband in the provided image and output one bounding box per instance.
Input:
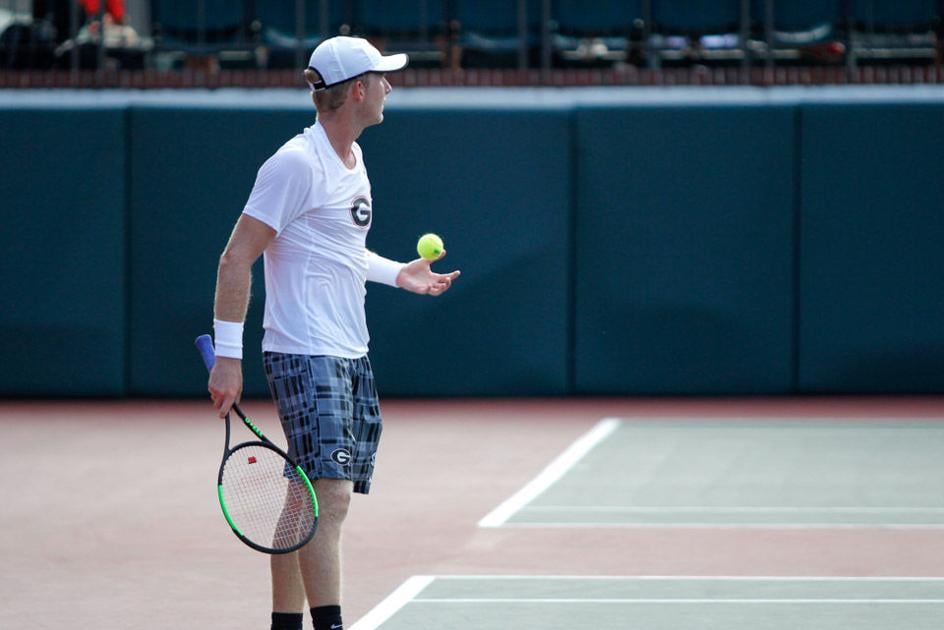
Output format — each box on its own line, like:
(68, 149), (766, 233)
(213, 319), (244, 360)
(366, 251), (405, 288)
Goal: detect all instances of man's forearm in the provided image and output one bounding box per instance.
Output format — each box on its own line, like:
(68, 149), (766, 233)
(214, 253), (253, 323)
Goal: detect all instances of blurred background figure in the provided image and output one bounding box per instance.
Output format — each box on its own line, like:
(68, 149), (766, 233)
(0, 0), (141, 69)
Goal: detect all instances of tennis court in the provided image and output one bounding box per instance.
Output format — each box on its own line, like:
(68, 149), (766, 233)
(4, 3), (944, 629)
(3, 397), (942, 629)
(354, 575), (944, 629)
(348, 405), (944, 628)
(490, 418), (944, 528)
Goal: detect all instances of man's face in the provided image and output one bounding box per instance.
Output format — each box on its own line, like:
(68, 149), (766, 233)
(361, 73), (391, 126)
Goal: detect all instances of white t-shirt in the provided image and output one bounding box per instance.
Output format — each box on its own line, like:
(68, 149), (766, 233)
(243, 121), (378, 358)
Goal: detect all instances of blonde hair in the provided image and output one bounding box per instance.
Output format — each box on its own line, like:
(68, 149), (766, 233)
(304, 69), (373, 112)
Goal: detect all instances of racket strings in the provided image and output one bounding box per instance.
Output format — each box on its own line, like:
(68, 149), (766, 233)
(221, 445), (316, 551)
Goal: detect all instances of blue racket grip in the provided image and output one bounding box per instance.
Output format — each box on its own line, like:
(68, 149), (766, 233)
(195, 334), (216, 372)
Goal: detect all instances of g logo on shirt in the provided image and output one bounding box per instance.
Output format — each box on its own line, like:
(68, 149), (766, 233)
(350, 196), (371, 227)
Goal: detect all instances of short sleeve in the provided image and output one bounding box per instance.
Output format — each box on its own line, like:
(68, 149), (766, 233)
(243, 148), (314, 234)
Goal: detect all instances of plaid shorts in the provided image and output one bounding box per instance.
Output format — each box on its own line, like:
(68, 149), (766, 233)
(263, 352), (383, 494)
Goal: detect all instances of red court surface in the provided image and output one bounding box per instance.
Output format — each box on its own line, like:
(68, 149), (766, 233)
(2, 397), (943, 629)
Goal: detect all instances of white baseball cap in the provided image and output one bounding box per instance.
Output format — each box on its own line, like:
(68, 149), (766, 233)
(307, 36), (409, 91)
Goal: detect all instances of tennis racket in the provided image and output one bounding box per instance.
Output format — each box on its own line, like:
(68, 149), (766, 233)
(195, 334), (318, 554)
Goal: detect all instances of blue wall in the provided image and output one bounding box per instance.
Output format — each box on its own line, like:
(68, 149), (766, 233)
(1, 89), (941, 396)
(574, 104), (796, 394)
(0, 107), (128, 396)
(799, 102), (944, 393)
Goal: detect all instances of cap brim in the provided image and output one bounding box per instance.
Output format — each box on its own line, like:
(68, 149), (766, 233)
(372, 53), (409, 73)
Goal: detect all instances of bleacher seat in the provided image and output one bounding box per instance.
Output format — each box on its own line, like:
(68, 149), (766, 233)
(852, 0), (938, 28)
(750, 0), (845, 64)
(552, 0), (644, 67)
(141, 0), (941, 75)
(451, 0), (543, 68)
(256, 0), (350, 69)
(352, 0), (447, 66)
(648, 0), (749, 66)
(849, 0), (940, 64)
(152, 0), (248, 48)
(151, 0), (256, 69)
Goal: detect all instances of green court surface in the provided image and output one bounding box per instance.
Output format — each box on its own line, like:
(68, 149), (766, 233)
(354, 576), (944, 630)
(352, 417), (944, 628)
(506, 420), (944, 527)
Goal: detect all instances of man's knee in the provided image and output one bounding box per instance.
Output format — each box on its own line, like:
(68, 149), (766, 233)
(313, 479), (353, 525)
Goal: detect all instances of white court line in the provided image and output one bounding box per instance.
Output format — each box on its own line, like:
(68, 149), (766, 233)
(349, 576), (434, 630)
(497, 522), (944, 530)
(523, 506), (944, 513)
(430, 575), (944, 581)
(352, 576), (944, 628)
(413, 597), (944, 604)
(478, 418), (621, 527)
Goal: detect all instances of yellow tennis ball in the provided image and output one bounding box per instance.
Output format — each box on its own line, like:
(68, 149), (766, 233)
(417, 233), (444, 261)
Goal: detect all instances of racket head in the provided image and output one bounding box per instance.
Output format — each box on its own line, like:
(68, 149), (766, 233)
(217, 441), (319, 554)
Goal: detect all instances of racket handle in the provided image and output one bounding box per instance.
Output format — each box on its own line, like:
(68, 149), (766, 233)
(194, 334), (216, 372)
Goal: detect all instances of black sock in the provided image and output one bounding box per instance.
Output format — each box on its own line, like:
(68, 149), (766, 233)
(271, 612), (303, 630)
(310, 605), (343, 630)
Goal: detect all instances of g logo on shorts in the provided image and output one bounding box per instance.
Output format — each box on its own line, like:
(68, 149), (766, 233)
(350, 197), (371, 227)
(331, 448), (353, 466)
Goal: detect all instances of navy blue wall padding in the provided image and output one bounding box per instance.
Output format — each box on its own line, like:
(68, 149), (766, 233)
(798, 103), (944, 393)
(360, 107), (573, 396)
(0, 107), (128, 396)
(3, 89), (944, 397)
(574, 104), (797, 395)
(128, 105), (314, 396)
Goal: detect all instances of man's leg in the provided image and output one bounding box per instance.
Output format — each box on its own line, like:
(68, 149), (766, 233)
(265, 351), (312, 625)
(272, 550), (306, 612)
(270, 496), (308, 629)
(282, 478), (350, 629)
(271, 478), (351, 629)
(299, 478), (353, 606)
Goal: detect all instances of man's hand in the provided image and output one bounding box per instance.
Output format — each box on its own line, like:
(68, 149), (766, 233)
(208, 356), (243, 418)
(396, 251), (460, 296)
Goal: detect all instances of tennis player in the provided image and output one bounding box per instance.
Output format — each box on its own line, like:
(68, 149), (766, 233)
(207, 36), (460, 630)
